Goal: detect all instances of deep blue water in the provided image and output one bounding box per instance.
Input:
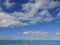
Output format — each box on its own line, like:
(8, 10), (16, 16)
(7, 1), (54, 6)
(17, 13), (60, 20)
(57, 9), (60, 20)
(0, 40), (60, 45)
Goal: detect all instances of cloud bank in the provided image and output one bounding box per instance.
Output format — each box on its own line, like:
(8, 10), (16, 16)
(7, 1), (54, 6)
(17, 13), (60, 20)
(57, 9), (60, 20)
(0, 0), (60, 27)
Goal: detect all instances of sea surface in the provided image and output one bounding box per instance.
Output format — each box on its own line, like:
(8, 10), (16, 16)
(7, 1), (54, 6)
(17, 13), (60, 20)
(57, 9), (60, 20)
(0, 40), (60, 45)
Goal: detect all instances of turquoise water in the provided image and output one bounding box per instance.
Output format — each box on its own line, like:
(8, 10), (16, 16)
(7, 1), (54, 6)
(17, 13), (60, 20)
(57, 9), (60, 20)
(0, 40), (60, 45)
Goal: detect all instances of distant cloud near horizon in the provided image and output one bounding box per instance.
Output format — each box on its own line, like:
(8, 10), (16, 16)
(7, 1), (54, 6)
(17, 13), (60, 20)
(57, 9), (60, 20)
(56, 32), (60, 36)
(23, 31), (50, 37)
(16, 31), (51, 37)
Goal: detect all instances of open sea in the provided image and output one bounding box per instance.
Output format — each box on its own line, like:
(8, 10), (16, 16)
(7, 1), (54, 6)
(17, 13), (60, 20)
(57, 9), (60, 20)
(0, 40), (60, 45)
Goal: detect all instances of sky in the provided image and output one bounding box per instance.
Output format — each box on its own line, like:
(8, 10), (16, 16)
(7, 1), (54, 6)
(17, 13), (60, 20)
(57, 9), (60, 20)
(0, 0), (60, 40)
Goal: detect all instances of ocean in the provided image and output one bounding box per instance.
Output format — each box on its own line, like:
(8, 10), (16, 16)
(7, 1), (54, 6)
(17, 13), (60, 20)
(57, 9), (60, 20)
(0, 40), (60, 45)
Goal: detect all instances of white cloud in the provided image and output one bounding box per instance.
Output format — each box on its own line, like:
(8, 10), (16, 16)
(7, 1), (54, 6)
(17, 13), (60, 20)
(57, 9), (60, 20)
(0, 0), (59, 27)
(56, 32), (60, 36)
(16, 31), (50, 37)
(22, 2), (33, 12)
(0, 10), (54, 27)
(57, 12), (60, 18)
(22, 0), (60, 11)
(23, 31), (50, 37)
(0, 12), (21, 27)
(3, 0), (15, 8)
(12, 10), (54, 25)
(39, 10), (54, 21)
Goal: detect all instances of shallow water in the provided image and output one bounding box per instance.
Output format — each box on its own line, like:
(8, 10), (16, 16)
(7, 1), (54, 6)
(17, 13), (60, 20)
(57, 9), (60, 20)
(0, 40), (60, 45)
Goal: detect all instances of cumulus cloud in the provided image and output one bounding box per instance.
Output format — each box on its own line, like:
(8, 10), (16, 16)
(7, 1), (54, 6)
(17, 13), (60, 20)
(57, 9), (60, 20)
(11, 10), (54, 25)
(0, 12), (21, 27)
(39, 10), (54, 21)
(21, 0), (59, 23)
(3, 0), (15, 8)
(22, 0), (60, 10)
(0, 0), (59, 27)
(23, 31), (50, 37)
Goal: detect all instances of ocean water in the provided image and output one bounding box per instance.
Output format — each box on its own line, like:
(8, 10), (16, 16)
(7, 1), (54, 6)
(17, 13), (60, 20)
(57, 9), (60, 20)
(0, 40), (60, 45)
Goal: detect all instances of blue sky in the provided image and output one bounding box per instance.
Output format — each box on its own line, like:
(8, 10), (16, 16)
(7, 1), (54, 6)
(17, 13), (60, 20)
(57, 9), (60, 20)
(0, 0), (60, 40)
